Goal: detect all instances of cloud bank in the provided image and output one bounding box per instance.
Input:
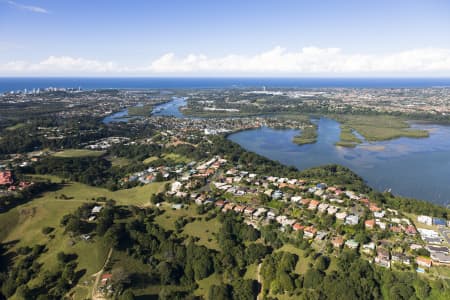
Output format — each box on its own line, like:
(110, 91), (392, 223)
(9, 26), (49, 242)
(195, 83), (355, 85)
(2, 47), (450, 76)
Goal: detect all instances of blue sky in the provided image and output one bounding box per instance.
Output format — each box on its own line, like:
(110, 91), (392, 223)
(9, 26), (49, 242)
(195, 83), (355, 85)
(1, 0), (450, 76)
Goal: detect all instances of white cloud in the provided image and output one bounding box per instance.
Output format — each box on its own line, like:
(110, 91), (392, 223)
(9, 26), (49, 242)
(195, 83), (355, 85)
(148, 46), (450, 74)
(1, 47), (450, 76)
(8, 1), (49, 14)
(0, 56), (123, 74)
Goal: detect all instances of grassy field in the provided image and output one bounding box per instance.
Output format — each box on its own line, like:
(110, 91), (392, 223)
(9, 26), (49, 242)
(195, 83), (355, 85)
(5, 123), (26, 131)
(0, 177), (167, 299)
(276, 244), (312, 274)
(154, 204), (197, 231)
(194, 273), (223, 298)
(183, 217), (221, 251)
(333, 115), (429, 142)
(143, 156), (159, 164)
(244, 263), (258, 280)
(52, 149), (106, 158)
(162, 153), (191, 164)
(335, 125), (363, 147)
(30, 178), (166, 206)
(108, 156), (132, 167)
(0, 194), (110, 300)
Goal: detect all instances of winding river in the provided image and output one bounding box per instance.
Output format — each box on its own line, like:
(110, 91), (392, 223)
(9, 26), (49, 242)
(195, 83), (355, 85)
(104, 98), (450, 205)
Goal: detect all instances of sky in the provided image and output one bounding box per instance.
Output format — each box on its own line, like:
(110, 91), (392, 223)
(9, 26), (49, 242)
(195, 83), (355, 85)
(1, 0), (450, 77)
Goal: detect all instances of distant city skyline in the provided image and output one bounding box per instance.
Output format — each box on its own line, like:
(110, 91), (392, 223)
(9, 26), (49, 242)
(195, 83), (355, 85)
(1, 0), (450, 76)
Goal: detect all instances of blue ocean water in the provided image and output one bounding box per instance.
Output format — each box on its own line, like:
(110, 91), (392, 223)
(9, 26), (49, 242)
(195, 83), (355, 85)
(1, 77), (450, 93)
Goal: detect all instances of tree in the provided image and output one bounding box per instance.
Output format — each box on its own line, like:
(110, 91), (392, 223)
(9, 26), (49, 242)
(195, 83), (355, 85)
(208, 284), (231, 300)
(303, 269), (324, 289)
(232, 279), (257, 300)
(120, 290), (136, 300)
(278, 271), (294, 293)
(315, 256), (330, 272)
(414, 279), (431, 299)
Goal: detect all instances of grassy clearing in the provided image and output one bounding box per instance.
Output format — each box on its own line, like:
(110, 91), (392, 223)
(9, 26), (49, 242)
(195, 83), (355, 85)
(162, 153), (191, 164)
(244, 263), (258, 280)
(333, 115), (429, 142)
(0, 177), (167, 299)
(143, 156), (159, 164)
(5, 123), (26, 131)
(0, 193), (109, 298)
(183, 217), (221, 251)
(52, 149), (106, 158)
(30, 176), (166, 206)
(276, 244), (312, 275)
(154, 204), (197, 231)
(194, 273), (223, 298)
(108, 156), (132, 167)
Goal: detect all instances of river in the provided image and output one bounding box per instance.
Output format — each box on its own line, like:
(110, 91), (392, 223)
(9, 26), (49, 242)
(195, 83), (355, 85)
(103, 98), (450, 205)
(229, 118), (450, 205)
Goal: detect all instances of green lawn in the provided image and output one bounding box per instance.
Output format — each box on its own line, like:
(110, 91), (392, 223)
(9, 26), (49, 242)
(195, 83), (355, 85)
(276, 244), (312, 275)
(143, 156), (159, 164)
(154, 204), (197, 231)
(52, 149), (106, 158)
(5, 123), (26, 131)
(244, 263), (258, 280)
(194, 273), (223, 298)
(0, 193), (109, 300)
(29, 176), (166, 206)
(183, 217), (221, 251)
(108, 156), (132, 167)
(162, 153), (191, 164)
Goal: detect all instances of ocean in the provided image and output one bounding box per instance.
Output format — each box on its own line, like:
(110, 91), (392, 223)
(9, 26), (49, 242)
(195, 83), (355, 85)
(1, 77), (450, 93)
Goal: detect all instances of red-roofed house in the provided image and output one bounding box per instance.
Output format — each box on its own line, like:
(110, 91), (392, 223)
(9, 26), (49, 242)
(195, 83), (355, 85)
(365, 219), (375, 230)
(304, 226), (317, 238)
(293, 223), (304, 231)
(0, 171), (13, 185)
(331, 236), (344, 248)
(405, 225), (417, 235)
(416, 256), (432, 268)
(308, 200), (320, 210)
(369, 204), (382, 212)
(100, 273), (112, 286)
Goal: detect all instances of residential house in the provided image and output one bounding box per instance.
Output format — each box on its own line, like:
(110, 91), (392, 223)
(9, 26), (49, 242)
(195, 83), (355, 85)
(293, 223), (305, 231)
(345, 239), (359, 250)
(416, 256), (432, 268)
(318, 203), (329, 213)
(417, 215), (433, 226)
(304, 226), (317, 239)
(336, 212), (347, 221)
(365, 219), (375, 230)
(345, 215), (359, 225)
(308, 200), (320, 210)
(331, 236), (344, 248)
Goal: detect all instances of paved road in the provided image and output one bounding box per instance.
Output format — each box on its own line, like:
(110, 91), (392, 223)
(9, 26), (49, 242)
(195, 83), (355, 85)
(438, 227), (450, 245)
